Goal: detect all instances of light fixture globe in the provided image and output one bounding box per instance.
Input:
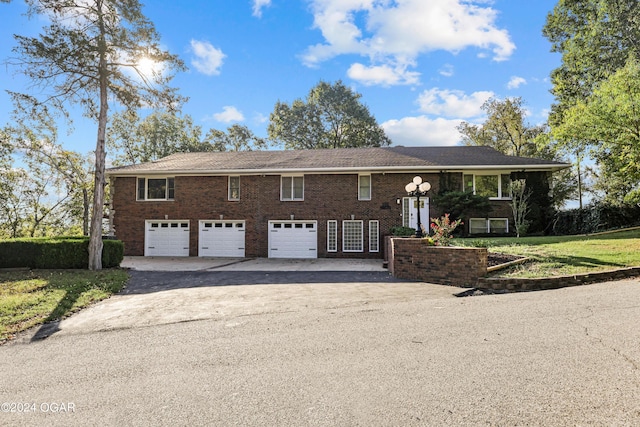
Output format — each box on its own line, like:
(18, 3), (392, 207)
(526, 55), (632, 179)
(418, 182), (431, 192)
(405, 182), (417, 193)
(412, 176), (423, 185)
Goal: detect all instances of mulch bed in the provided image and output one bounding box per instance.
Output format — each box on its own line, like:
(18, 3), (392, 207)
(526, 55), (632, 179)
(487, 252), (525, 268)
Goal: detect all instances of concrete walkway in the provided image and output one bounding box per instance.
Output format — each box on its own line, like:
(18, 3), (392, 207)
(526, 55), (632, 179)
(121, 256), (386, 272)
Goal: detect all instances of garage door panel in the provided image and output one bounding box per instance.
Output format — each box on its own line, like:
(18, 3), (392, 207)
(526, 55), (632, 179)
(199, 221), (245, 257)
(268, 221), (317, 258)
(145, 221), (190, 257)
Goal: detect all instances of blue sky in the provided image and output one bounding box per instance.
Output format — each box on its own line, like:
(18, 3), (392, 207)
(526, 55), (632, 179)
(0, 0), (561, 156)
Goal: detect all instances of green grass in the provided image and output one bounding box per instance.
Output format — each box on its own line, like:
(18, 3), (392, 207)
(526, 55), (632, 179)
(455, 228), (640, 278)
(0, 269), (129, 343)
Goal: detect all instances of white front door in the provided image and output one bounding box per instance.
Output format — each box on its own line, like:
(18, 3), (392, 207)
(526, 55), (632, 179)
(268, 221), (318, 258)
(145, 220), (190, 257)
(198, 220), (245, 257)
(403, 197), (430, 233)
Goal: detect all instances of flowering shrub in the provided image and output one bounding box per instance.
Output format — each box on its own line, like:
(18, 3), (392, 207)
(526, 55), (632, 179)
(428, 214), (463, 246)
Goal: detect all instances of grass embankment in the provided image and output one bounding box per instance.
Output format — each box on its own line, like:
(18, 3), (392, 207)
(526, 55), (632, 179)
(456, 228), (640, 278)
(0, 269), (129, 343)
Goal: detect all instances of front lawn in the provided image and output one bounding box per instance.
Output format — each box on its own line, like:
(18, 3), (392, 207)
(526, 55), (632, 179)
(455, 228), (640, 278)
(0, 269), (129, 343)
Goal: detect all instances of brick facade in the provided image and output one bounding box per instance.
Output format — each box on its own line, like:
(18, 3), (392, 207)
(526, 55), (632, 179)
(110, 171), (518, 258)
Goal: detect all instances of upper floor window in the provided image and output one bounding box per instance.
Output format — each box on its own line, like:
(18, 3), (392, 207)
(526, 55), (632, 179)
(463, 173), (511, 199)
(228, 176), (240, 201)
(137, 177), (174, 201)
(281, 176), (304, 201)
(358, 175), (371, 200)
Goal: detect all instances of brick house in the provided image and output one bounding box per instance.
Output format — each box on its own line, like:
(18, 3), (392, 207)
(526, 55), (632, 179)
(106, 146), (568, 258)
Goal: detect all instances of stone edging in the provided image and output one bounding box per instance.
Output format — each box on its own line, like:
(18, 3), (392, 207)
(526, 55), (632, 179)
(477, 266), (640, 292)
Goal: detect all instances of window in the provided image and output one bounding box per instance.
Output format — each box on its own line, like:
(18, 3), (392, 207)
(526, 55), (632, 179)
(358, 175), (371, 200)
(369, 220), (379, 252)
(343, 220), (363, 252)
(137, 177), (174, 201)
(469, 218), (509, 234)
(228, 176), (240, 201)
(462, 174), (511, 199)
(281, 176), (304, 201)
(327, 220), (337, 252)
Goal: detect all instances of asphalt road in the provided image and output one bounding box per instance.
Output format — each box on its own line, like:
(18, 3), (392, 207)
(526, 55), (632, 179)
(1, 272), (639, 426)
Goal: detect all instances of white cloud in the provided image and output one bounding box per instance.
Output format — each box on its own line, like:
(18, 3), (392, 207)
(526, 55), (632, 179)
(190, 40), (226, 76)
(252, 0), (271, 18)
(439, 64), (455, 77)
(507, 76), (527, 89)
(382, 116), (463, 147)
(213, 106), (245, 123)
(302, 0), (515, 86)
(347, 63), (420, 86)
(417, 88), (494, 118)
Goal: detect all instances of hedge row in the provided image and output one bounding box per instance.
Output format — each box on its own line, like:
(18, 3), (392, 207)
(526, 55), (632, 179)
(0, 237), (124, 269)
(553, 202), (640, 235)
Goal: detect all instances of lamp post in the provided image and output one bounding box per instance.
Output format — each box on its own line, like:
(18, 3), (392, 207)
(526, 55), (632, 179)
(405, 176), (431, 238)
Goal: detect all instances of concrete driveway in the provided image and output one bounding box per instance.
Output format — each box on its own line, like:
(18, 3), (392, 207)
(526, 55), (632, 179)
(120, 256), (388, 272)
(2, 276), (639, 426)
(21, 257), (459, 341)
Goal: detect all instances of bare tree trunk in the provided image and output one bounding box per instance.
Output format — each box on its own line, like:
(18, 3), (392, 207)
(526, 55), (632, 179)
(88, 11), (108, 271)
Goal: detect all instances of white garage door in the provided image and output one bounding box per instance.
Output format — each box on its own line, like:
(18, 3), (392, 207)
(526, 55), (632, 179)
(199, 221), (245, 257)
(145, 220), (190, 257)
(268, 221), (317, 258)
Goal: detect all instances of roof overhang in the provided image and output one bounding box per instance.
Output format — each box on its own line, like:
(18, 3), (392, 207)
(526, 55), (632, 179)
(106, 163), (571, 177)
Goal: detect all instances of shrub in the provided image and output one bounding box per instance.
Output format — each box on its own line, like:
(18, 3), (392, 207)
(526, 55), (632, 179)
(553, 202), (640, 235)
(0, 237), (124, 269)
(390, 226), (416, 236)
(429, 214), (463, 246)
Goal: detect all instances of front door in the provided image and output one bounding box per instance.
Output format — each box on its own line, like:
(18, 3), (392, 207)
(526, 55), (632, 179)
(403, 197), (430, 233)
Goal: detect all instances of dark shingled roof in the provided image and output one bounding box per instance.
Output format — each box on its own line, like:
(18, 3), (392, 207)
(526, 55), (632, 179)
(107, 146), (569, 175)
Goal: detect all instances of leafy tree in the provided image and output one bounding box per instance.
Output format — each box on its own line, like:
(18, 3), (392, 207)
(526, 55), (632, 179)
(543, 0), (640, 123)
(268, 80), (391, 149)
(457, 97), (546, 157)
(5, 0), (185, 269)
(203, 124), (268, 152)
(108, 110), (203, 165)
(7, 112), (94, 235)
(553, 56), (640, 204)
(457, 97), (577, 209)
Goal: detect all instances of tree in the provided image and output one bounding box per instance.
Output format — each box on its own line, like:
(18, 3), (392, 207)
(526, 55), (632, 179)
(553, 56), (640, 204)
(6, 0), (185, 269)
(543, 0), (640, 124)
(203, 124), (268, 152)
(108, 110), (203, 166)
(510, 180), (531, 238)
(268, 80), (391, 149)
(457, 97), (546, 157)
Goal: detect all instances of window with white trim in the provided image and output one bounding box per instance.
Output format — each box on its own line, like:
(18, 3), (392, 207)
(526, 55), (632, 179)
(469, 218), (509, 234)
(228, 176), (240, 201)
(137, 177), (175, 201)
(369, 220), (379, 252)
(343, 220), (363, 252)
(327, 220), (337, 252)
(463, 173), (511, 199)
(358, 175), (371, 200)
(281, 176), (304, 201)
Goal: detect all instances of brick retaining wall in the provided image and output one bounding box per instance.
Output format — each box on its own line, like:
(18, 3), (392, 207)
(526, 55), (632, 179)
(387, 237), (487, 287)
(477, 267), (640, 291)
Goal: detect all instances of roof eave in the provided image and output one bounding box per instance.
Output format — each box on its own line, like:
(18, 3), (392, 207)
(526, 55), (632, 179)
(106, 163), (571, 177)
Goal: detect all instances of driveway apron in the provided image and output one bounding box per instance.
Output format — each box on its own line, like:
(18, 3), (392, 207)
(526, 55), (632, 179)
(21, 260), (459, 342)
